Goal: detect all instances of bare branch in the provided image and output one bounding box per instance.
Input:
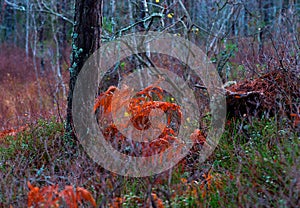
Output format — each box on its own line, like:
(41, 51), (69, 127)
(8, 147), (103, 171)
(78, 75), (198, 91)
(40, 1), (74, 25)
(4, 0), (25, 11)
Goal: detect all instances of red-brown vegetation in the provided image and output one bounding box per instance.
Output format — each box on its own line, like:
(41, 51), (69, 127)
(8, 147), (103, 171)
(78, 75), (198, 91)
(0, 44), (68, 130)
(94, 84), (205, 157)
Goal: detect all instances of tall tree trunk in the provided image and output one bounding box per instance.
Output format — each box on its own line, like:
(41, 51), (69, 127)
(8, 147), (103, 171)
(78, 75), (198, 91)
(25, 0), (30, 57)
(66, 0), (103, 137)
(38, 12), (45, 73)
(31, 7), (43, 111)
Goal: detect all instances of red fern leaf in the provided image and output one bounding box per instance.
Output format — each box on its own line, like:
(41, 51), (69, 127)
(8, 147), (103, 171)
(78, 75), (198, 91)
(76, 187), (97, 207)
(59, 186), (78, 208)
(94, 86), (117, 113)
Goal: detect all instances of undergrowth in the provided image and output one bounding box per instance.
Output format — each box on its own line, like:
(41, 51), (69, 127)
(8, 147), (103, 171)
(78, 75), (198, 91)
(0, 116), (299, 207)
(0, 44), (68, 130)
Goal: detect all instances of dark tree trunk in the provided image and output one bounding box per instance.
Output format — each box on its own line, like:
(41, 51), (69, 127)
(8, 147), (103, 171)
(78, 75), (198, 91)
(66, 0), (103, 137)
(38, 13), (45, 73)
(2, 4), (14, 44)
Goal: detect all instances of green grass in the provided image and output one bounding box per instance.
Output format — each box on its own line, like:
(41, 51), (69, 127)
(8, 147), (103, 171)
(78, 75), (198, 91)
(0, 117), (299, 207)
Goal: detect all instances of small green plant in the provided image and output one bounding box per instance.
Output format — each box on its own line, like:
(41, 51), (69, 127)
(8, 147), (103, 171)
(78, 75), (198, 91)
(103, 17), (114, 34)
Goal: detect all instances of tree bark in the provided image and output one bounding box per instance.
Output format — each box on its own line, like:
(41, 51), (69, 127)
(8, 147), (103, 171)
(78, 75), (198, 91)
(66, 0), (103, 137)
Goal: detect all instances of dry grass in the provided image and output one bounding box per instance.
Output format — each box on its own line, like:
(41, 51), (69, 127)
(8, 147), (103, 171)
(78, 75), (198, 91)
(0, 44), (68, 130)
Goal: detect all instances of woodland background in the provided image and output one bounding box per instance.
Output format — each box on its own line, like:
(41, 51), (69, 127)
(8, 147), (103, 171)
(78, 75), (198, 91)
(0, 0), (299, 207)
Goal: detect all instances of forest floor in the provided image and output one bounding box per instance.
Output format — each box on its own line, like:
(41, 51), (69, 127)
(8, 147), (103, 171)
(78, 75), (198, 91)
(0, 116), (299, 207)
(0, 44), (299, 207)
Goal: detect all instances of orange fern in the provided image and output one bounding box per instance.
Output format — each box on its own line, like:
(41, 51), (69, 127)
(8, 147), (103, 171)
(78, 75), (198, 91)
(109, 197), (124, 208)
(94, 85), (117, 113)
(27, 181), (59, 208)
(27, 182), (96, 208)
(190, 129), (206, 145)
(93, 84), (205, 158)
(151, 193), (165, 208)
